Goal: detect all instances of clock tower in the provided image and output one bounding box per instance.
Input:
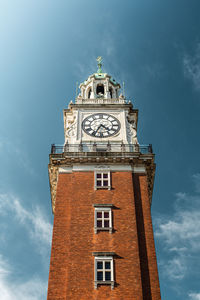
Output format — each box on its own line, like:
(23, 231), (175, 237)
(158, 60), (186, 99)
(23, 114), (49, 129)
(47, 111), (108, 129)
(47, 58), (161, 299)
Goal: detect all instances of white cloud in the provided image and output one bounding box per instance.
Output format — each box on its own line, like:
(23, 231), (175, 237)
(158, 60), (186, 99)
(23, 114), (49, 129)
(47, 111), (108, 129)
(188, 292), (200, 300)
(0, 193), (52, 255)
(183, 43), (200, 91)
(0, 255), (10, 278)
(163, 257), (186, 280)
(30, 206), (52, 246)
(155, 173), (200, 281)
(0, 254), (46, 300)
(156, 208), (200, 247)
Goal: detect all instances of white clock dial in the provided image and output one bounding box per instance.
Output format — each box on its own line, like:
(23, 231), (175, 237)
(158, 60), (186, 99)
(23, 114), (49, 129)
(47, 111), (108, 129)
(82, 113), (121, 138)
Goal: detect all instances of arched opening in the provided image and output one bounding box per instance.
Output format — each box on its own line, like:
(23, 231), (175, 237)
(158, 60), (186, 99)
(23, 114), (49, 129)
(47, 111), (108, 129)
(88, 88), (91, 99)
(109, 87), (113, 98)
(96, 84), (104, 95)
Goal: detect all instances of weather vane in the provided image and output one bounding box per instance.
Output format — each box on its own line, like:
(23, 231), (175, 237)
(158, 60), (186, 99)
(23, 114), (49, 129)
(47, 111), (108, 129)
(96, 56), (103, 73)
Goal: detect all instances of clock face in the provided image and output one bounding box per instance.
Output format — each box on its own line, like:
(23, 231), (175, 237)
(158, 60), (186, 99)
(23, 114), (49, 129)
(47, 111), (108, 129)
(82, 113), (121, 138)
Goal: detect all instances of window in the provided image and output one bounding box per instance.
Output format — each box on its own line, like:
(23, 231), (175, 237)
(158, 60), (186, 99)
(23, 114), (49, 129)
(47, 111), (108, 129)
(93, 253), (115, 289)
(94, 169), (111, 190)
(93, 205), (113, 233)
(97, 172), (108, 187)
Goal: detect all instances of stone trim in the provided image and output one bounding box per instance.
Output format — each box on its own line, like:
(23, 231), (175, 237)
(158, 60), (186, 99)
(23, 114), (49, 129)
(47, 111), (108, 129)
(92, 252), (116, 256)
(93, 204), (114, 207)
(58, 164), (146, 173)
(94, 280), (114, 290)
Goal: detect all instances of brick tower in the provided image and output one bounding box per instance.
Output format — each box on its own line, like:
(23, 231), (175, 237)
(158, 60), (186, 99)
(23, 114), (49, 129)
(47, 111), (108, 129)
(47, 57), (161, 300)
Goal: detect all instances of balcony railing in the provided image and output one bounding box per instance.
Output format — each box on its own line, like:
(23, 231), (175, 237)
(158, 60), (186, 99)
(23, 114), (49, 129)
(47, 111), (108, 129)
(50, 143), (153, 155)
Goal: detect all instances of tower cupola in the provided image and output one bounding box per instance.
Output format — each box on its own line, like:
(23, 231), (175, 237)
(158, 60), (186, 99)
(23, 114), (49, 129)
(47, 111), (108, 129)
(77, 57), (123, 103)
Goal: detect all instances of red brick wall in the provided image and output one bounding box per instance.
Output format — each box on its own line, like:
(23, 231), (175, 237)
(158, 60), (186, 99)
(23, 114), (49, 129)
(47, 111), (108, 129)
(47, 171), (161, 300)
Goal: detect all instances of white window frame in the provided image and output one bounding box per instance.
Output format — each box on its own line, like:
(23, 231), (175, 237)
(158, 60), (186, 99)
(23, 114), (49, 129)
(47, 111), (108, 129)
(94, 168), (111, 190)
(94, 207), (112, 234)
(94, 256), (114, 289)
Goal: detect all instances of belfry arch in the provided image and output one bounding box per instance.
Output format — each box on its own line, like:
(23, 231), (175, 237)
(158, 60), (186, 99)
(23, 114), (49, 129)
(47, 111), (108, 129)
(96, 84), (104, 95)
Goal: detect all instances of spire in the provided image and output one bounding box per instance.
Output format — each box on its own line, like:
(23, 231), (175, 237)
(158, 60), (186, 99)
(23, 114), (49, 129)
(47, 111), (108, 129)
(96, 56), (103, 74)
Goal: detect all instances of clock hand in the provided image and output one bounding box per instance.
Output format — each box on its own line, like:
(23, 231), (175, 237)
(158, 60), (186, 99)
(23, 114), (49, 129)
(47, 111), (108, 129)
(101, 124), (110, 130)
(96, 124), (102, 132)
(92, 124), (102, 136)
(97, 125), (107, 134)
(95, 124), (110, 134)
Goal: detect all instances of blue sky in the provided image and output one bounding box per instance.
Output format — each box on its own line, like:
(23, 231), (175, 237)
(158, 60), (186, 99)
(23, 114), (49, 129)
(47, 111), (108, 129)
(1, 0), (200, 299)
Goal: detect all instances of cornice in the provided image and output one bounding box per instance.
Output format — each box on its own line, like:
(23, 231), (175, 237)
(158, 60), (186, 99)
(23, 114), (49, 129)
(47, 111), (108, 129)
(63, 104), (138, 114)
(48, 152), (155, 214)
(66, 102), (135, 110)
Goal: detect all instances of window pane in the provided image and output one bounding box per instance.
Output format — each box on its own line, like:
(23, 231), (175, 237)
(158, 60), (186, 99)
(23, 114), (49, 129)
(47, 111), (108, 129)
(104, 212), (109, 218)
(97, 180), (102, 186)
(103, 173), (108, 178)
(105, 261), (110, 269)
(97, 271), (103, 281)
(97, 220), (102, 227)
(97, 212), (102, 218)
(97, 261), (103, 269)
(97, 173), (101, 178)
(104, 220), (109, 227)
(103, 180), (108, 186)
(105, 271), (111, 281)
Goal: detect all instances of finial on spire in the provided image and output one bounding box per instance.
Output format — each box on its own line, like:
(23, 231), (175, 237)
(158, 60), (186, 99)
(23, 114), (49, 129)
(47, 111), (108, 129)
(123, 81), (125, 98)
(96, 56), (103, 73)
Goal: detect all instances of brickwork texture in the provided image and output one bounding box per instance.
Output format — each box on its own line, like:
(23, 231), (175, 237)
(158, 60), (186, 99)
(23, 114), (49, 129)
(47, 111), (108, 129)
(47, 171), (161, 300)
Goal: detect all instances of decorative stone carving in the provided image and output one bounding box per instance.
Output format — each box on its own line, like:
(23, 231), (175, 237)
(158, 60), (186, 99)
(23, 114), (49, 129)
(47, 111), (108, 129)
(65, 114), (77, 138)
(126, 114), (138, 144)
(48, 165), (59, 213)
